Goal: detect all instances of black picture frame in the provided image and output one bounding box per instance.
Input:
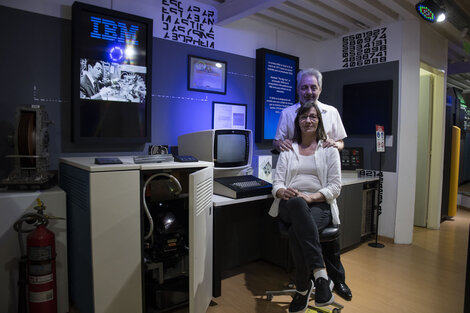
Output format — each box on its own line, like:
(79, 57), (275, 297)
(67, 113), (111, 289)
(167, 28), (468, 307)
(188, 55), (227, 94)
(72, 1), (153, 146)
(212, 102), (247, 129)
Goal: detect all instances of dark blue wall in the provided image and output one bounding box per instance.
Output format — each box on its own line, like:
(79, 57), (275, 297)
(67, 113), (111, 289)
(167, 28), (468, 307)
(322, 61), (399, 172)
(0, 6), (70, 179)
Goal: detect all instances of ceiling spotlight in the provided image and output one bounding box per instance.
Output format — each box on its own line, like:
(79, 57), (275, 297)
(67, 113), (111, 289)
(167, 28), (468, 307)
(415, 0), (446, 23)
(436, 11), (446, 22)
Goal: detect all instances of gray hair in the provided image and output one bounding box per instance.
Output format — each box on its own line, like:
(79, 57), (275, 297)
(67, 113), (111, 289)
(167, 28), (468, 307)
(296, 68), (323, 89)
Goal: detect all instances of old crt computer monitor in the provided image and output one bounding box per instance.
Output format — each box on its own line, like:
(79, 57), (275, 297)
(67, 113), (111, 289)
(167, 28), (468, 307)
(178, 129), (253, 177)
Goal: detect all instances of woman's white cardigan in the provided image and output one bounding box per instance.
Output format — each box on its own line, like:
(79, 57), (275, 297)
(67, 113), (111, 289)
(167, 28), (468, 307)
(269, 141), (342, 225)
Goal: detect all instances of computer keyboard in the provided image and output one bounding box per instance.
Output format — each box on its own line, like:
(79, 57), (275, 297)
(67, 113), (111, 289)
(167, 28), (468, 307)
(133, 154), (174, 164)
(233, 181), (261, 188)
(214, 175), (272, 199)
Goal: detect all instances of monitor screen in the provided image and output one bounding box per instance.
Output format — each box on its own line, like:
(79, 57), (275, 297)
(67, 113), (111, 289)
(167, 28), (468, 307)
(214, 130), (250, 168)
(177, 129), (253, 172)
(216, 134), (246, 163)
(342, 80), (393, 135)
(72, 2), (152, 144)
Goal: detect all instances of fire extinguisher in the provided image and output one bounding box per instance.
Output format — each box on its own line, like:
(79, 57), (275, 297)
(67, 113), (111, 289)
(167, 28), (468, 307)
(14, 198), (63, 313)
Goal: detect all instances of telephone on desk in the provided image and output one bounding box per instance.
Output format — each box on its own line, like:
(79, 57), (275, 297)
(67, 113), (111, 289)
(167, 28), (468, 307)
(213, 175), (272, 199)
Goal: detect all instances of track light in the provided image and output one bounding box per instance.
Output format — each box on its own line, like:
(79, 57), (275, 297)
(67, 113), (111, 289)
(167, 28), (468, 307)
(415, 0), (446, 23)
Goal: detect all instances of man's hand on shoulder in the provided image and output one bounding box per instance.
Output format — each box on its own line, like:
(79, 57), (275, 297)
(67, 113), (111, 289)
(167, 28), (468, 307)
(273, 139), (294, 152)
(323, 139), (344, 151)
(323, 138), (337, 148)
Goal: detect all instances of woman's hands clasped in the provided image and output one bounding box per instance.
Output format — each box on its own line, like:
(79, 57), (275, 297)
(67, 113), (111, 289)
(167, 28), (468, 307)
(276, 188), (325, 203)
(276, 187), (297, 200)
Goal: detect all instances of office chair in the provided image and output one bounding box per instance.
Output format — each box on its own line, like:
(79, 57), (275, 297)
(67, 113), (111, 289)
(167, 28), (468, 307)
(265, 220), (344, 313)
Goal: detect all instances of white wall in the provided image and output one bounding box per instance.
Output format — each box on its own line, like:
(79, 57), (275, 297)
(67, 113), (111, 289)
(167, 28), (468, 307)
(419, 24), (448, 230)
(420, 22), (448, 71)
(395, 20), (420, 244)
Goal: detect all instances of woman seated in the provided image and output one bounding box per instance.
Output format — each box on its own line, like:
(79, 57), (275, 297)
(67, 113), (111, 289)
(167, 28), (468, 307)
(269, 100), (341, 312)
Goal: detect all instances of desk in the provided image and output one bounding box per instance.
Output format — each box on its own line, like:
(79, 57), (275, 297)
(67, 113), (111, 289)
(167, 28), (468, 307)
(212, 195), (273, 297)
(212, 173), (378, 298)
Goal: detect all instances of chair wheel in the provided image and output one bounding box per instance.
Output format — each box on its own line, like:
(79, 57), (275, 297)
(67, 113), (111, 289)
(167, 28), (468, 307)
(332, 308), (340, 313)
(267, 294), (273, 301)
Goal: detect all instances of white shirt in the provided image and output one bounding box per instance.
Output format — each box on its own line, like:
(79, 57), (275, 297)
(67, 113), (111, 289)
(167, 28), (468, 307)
(289, 154), (321, 193)
(274, 101), (347, 141)
(269, 141), (342, 225)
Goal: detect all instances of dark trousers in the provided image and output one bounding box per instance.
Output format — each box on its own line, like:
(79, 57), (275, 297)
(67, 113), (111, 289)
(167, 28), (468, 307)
(322, 237), (346, 284)
(279, 197), (331, 290)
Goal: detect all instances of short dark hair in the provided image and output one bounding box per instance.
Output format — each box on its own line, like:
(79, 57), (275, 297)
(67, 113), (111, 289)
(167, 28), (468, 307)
(293, 100), (327, 144)
(86, 59), (101, 69)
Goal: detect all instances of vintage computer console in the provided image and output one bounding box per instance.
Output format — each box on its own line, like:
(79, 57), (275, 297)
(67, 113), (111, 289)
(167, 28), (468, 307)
(178, 129), (272, 198)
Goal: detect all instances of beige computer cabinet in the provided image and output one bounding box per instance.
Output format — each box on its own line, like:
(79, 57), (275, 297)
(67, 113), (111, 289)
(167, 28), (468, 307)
(59, 157), (213, 313)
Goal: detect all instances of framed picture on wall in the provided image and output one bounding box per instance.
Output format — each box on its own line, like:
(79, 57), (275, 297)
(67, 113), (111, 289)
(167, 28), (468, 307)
(72, 2), (153, 146)
(212, 102), (247, 129)
(188, 55), (227, 94)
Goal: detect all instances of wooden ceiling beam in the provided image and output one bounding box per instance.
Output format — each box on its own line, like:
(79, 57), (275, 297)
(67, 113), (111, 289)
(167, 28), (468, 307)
(376, 0), (417, 20)
(319, 0), (381, 26)
(349, 0), (399, 23)
(217, 0), (285, 26)
(264, 7), (336, 38)
(299, 0), (364, 31)
(251, 12), (323, 41)
(282, 1), (348, 34)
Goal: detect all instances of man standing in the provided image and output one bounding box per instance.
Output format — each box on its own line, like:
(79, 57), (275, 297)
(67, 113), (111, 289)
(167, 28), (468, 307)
(273, 67), (352, 301)
(273, 68), (346, 152)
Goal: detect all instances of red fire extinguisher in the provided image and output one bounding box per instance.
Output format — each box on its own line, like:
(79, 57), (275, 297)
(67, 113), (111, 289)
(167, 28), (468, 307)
(27, 221), (57, 312)
(14, 198), (60, 313)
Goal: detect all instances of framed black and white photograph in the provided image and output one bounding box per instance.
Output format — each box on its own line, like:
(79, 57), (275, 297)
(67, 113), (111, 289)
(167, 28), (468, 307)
(188, 55), (227, 94)
(212, 102), (246, 129)
(72, 2), (153, 145)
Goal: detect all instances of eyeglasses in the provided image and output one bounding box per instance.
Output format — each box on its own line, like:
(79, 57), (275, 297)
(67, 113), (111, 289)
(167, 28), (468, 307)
(299, 114), (318, 122)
